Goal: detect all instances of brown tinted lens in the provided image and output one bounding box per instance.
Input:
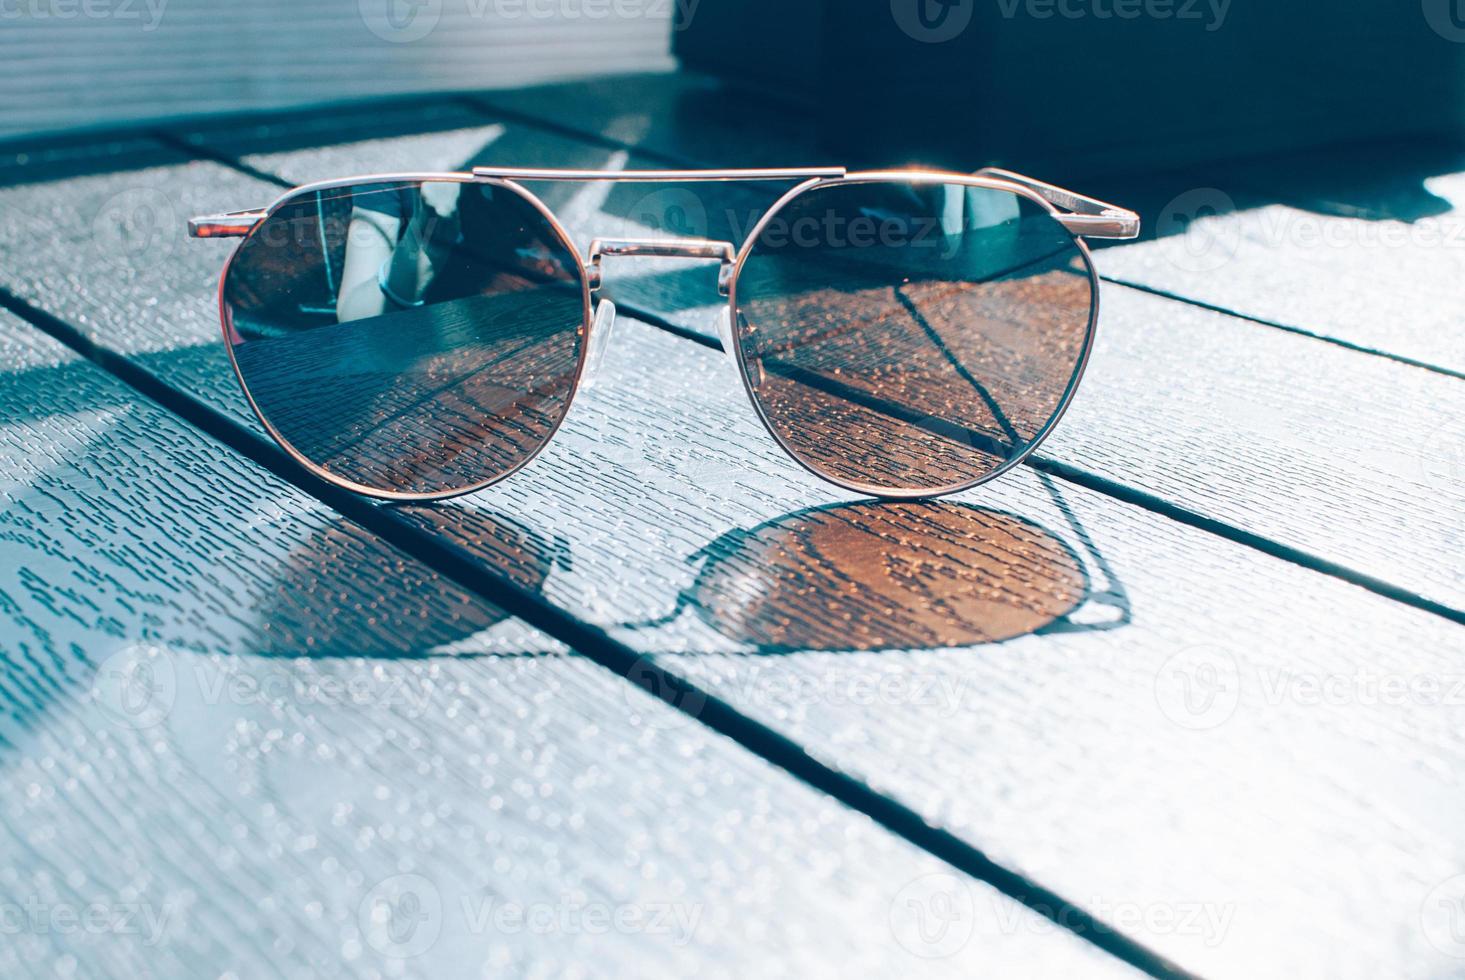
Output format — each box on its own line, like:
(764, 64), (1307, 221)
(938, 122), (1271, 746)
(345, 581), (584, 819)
(224, 179), (586, 496)
(734, 180), (1095, 495)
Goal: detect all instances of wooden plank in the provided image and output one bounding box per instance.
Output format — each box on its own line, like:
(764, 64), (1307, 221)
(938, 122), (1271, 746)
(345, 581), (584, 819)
(0, 314), (1133, 979)
(0, 0), (674, 141)
(2, 135), (1464, 978)
(160, 107), (1465, 614)
(1089, 144), (1465, 377)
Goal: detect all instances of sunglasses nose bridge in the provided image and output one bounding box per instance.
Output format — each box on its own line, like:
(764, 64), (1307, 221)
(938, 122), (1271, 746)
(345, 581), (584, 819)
(585, 237), (736, 295)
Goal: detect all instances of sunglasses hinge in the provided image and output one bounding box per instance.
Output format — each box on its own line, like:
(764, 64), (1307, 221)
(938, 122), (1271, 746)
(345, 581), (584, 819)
(188, 210), (267, 239)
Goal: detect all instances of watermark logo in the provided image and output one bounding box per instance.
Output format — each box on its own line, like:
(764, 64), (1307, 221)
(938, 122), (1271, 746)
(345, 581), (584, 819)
(1154, 645), (1241, 730)
(91, 186), (176, 271)
(90, 644), (176, 729)
(891, 0), (973, 42)
(1419, 420), (1464, 491)
(1423, 0), (1465, 42)
(359, 0), (442, 42)
(1155, 187), (1240, 272)
(1422, 874), (1465, 958)
(889, 873), (975, 959)
(619, 187), (710, 241)
(621, 655), (707, 731)
(359, 874), (443, 958)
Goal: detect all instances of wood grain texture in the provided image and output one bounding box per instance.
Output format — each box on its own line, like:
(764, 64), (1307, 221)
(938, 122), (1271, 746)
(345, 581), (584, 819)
(2, 124), (1464, 977)
(0, 314), (1134, 979)
(156, 108), (1465, 613)
(1090, 150), (1465, 377)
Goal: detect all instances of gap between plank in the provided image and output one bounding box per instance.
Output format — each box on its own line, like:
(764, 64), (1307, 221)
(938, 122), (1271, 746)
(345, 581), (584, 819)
(1101, 277), (1465, 382)
(150, 130), (293, 189)
(0, 284), (1204, 980)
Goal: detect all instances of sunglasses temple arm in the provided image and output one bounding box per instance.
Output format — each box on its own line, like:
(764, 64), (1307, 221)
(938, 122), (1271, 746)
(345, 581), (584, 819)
(975, 168), (1141, 240)
(188, 209), (268, 239)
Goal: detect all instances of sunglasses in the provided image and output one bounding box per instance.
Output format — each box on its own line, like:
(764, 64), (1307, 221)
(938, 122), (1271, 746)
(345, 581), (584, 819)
(189, 167), (1139, 502)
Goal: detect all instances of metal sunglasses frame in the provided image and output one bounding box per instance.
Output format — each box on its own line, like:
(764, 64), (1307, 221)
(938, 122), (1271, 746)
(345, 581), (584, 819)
(190, 166), (1140, 503)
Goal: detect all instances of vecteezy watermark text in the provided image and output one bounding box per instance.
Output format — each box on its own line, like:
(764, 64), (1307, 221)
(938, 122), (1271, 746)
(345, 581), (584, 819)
(750, 210), (959, 256)
(0, 897), (175, 946)
(891, 0), (1228, 42)
(1155, 645), (1465, 731)
(1155, 185), (1465, 272)
(459, 895), (702, 946)
(622, 660), (993, 733)
(89, 645), (436, 729)
(888, 873), (1235, 959)
(995, 0), (1230, 30)
(359, 874), (702, 959)
(360, 0), (695, 43)
(0, 0), (166, 30)
(483, 0), (698, 26)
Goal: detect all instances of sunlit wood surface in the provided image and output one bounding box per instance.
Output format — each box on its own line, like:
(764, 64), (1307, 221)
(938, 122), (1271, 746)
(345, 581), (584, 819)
(0, 72), (1461, 980)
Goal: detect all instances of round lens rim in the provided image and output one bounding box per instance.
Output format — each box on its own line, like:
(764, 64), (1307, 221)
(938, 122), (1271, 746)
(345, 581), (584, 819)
(726, 171), (1101, 501)
(218, 172), (594, 503)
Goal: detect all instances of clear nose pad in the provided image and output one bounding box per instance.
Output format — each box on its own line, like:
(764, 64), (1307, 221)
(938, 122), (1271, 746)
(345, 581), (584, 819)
(716, 307), (742, 373)
(580, 299), (617, 392)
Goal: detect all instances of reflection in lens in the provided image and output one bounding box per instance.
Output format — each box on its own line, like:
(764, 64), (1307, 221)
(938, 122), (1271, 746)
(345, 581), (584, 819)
(692, 502), (1088, 652)
(734, 180), (1095, 495)
(224, 179), (587, 496)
